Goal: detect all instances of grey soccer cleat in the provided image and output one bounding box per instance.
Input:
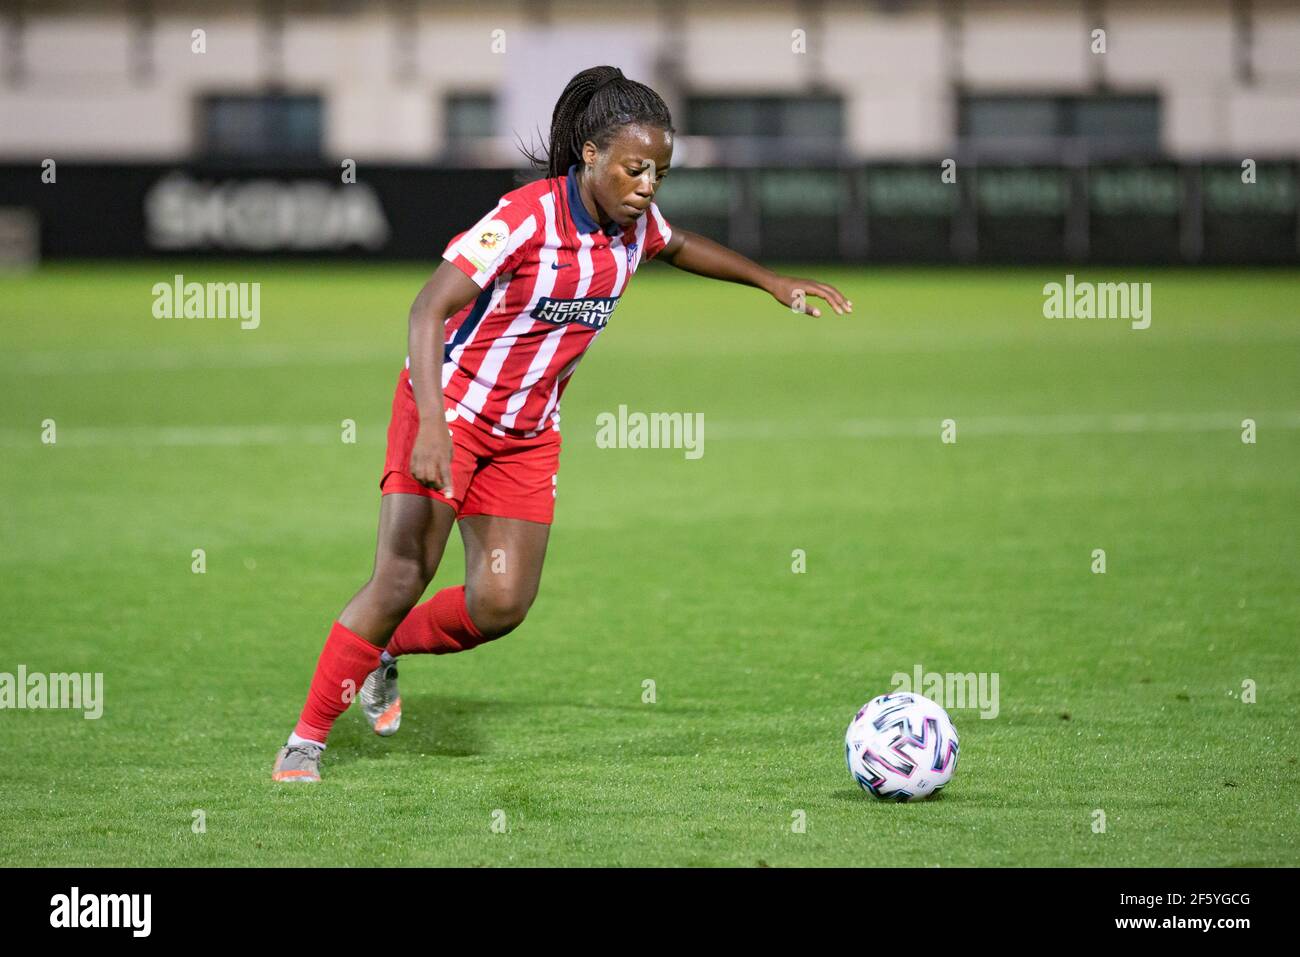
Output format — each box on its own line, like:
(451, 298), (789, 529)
(272, 742), (322, 783)
(360, 662), (402, 736)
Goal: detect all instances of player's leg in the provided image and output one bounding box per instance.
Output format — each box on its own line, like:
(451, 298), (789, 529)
(459, 513), (551, 639)
(340, 492), (457, 641)
(355, 515), (547, 745)
(380, 513), (549, 660)
(385, 419), (558, 656)
(273, 492), (455, 781)
(347, 491), (464, 737)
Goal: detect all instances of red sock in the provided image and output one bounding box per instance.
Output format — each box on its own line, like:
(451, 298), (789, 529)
(386, 585), (487, 657)
(293, 620), (382, 744)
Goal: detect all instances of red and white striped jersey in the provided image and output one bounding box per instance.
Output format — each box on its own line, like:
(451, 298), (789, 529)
(414, 163), (674, 438)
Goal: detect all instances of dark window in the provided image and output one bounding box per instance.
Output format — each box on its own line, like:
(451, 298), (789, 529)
(960, 94), (1160, 158)
(1073, 98), (1161, 142)
(685, 95), (844, 163)
(445, 93), (497, 142)
(202, 94), (323, 161)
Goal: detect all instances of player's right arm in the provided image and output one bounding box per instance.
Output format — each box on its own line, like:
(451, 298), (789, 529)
(407, 261), (482, 495)
(412, 196), (541, 493)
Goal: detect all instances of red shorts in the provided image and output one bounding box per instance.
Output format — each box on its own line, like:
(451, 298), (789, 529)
(381, 368), (561, 524)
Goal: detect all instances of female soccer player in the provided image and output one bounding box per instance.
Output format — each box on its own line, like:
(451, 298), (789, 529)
(273, 65), (851, 782)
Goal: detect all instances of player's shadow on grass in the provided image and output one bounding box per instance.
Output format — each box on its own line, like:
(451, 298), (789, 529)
(325, 694), (506, 764)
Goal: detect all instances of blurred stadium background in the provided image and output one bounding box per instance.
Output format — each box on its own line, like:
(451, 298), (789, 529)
(1, 0), (1298, 265)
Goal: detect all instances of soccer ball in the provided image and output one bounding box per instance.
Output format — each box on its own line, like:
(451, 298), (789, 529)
(845, 692), (959, 801)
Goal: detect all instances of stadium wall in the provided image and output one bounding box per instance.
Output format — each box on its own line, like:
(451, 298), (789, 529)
(1, 1), (1299, 163)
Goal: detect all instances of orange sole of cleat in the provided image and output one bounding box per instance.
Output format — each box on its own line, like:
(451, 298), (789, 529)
(272, 769), (321, 783)
(374, 699), (402, 736)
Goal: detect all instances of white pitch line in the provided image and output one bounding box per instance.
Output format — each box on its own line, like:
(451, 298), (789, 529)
(2, 411), (1297, 448)
(1, 344), (397, 376)
(0, 424), (350, 448)
(707, 411), (1300, 440)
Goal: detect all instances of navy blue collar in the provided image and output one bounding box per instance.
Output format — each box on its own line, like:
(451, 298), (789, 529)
(566, 163), (621, 237)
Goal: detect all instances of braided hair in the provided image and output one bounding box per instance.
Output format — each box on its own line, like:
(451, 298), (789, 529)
(521, 65), (674, 178)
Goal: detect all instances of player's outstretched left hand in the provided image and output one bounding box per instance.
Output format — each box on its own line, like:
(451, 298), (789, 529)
(766, 275), (853, 317)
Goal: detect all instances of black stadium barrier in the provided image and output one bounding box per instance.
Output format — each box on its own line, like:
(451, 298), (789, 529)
(0, 161), (1296, 264)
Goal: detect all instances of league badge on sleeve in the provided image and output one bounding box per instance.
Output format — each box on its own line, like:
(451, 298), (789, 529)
(461, 218), (509, 273)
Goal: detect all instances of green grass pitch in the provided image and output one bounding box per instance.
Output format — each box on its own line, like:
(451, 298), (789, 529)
(1, 262), (1297, 867)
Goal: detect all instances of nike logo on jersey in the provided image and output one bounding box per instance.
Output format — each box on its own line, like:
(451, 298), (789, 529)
(550, 262), (571, 270)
